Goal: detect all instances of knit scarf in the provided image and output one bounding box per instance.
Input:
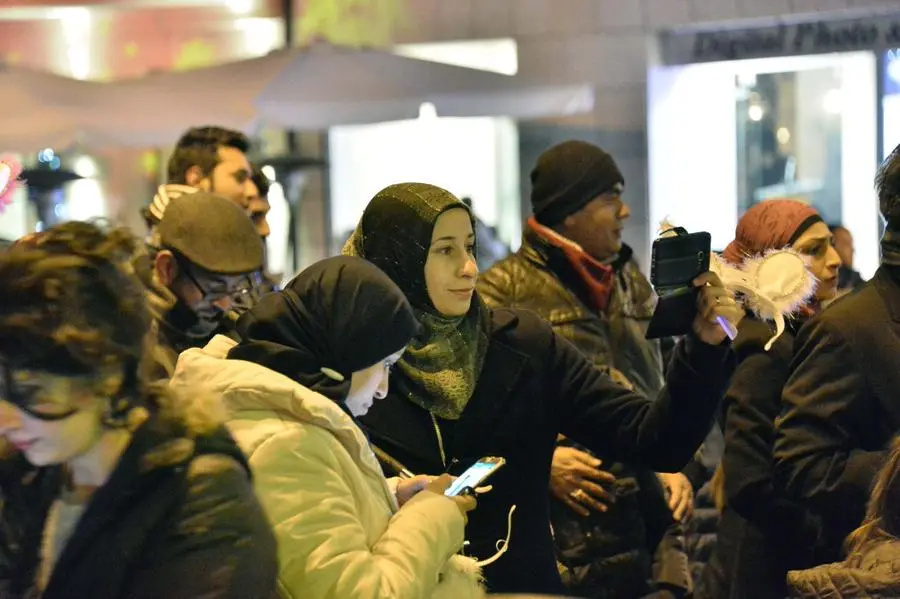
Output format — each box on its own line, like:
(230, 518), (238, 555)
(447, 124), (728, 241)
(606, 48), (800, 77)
(528, 217), (615, 311)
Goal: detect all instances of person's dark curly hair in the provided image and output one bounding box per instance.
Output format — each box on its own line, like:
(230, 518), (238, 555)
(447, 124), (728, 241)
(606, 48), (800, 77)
(0, 222), (150, 401)
(877, 143), (900, 229)
(166, 125), (250, 185)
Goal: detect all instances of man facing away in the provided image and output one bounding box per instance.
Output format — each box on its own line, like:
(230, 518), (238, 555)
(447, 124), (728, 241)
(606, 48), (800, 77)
(774, 143), (900, 564)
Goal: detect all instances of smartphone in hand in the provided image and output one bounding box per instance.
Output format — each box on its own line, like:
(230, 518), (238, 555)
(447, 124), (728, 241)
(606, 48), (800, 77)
(646, 230), (711, 339)
(445, 457), (506, 497)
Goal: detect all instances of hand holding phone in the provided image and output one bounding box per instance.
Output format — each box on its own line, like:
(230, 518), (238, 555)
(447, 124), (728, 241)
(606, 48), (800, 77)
(445, 457), (506, 497)
(426, 474), (477, 523)
(646, 231), (711, 339)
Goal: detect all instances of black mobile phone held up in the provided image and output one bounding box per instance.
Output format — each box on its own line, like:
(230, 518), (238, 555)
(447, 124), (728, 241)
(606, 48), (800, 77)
(646, 230), (711, 339)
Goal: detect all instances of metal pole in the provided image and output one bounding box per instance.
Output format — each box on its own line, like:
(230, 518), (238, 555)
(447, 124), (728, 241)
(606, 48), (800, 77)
(282, 0), (298, 154)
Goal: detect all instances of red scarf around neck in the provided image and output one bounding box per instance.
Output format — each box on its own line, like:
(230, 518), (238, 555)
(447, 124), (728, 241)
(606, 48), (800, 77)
(528, 217), (615, 312)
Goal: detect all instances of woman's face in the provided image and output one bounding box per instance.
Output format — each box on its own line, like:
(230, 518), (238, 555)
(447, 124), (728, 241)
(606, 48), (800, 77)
(346, 349), (405, 416)
(792, 221), (842, 302)
(0, 370), (105, 467)
(424, 208), (478, 317)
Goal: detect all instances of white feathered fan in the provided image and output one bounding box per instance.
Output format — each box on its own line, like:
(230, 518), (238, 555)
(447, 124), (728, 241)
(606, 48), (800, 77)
(658, 220), (817, 351)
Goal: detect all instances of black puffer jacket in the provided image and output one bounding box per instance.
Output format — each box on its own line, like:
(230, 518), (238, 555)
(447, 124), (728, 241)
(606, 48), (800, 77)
(478, 231), (691, 598)
(0, 393), (277, 599)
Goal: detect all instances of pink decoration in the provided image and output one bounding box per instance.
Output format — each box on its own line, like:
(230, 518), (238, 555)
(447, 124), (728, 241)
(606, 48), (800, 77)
(0, 154), (24, 214)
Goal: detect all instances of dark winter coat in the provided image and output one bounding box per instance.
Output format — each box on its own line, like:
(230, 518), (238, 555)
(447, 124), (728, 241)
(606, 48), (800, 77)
(0, 393), (277, 599)
(359, 305), (734, 595)
(774, 267), (900, 562)
(697, 317), (821, 599)
(478, 233), (691, 598)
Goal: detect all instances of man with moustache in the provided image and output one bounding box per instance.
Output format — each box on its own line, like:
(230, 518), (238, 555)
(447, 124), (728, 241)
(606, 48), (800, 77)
(479, 140), (695, 599)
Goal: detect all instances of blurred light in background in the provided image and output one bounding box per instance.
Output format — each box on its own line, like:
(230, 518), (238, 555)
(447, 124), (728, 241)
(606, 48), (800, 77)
(261, 165), (276, 181)
(226, 0), (255, 16)
(417, 102), (438, 120)
(72, 155), (98, 178)
(823, 88), (842, 114)
(776, 127), (791, 145)
(265, 181), (289, 276)
(54, 7), (92, 80)
(748, 104), (764, 121)
(394, 39), (518, 75)
(234, 17), (283, 57)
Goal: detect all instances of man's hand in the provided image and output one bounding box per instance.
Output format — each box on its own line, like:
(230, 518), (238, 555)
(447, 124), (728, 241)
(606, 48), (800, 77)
(692, 272), (744, 345)
(551, 446), (616, 517)
(657, 472), (694, 522)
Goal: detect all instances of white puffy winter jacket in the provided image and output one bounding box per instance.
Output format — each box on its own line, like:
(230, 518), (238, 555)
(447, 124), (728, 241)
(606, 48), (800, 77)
(170, 335), (484, 599)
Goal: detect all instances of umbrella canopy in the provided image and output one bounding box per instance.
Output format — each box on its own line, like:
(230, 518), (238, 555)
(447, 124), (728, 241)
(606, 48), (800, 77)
(0, 45), (595, 151)
(253, 44), (594, 127)
(0, 63), (108, 152)
(113, 44), (594, 133)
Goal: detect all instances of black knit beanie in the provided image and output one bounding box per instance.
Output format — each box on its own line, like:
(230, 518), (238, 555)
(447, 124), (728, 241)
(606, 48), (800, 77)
(530, 140), (625, 227)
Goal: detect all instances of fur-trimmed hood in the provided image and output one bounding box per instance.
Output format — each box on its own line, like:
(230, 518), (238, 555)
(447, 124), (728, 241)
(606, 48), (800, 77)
(133, 380), (246, 476)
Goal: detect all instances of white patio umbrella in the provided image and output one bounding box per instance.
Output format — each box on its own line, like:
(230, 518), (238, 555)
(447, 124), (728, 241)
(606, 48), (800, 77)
(109, 44), (594, 135)
(0, 64), (109, 152)
(252, 44), (595, 127)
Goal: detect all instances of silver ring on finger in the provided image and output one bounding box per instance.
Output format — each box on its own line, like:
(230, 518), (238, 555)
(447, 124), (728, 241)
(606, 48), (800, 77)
(570, 489), (587, 502)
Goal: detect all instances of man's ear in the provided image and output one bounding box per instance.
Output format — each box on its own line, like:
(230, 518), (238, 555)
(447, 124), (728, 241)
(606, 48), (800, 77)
(154, 250), (179, 287)
(184, 165), (206, 188)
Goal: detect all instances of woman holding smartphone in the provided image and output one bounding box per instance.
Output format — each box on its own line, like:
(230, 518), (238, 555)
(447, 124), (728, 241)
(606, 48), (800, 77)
(343, 182), (742, 594)
(170, 256), (484, 599)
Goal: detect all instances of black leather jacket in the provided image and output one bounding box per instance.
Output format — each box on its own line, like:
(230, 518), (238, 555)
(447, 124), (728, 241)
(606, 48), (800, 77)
(478, 229), (662, 398)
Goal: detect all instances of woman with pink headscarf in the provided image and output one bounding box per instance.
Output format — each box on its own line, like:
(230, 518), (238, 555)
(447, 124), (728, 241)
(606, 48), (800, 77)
(696, 200), (842, 599)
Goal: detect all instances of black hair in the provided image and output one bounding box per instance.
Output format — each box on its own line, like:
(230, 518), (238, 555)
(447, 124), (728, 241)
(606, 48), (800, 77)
(877, 143), (900, 229)
(166, 126), (251, 185)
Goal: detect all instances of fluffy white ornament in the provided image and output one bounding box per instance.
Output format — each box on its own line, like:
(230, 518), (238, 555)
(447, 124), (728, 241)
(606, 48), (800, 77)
(658, 220), (817, 351)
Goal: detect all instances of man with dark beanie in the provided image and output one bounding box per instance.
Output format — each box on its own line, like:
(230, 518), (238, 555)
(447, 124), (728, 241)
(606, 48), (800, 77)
(479, 140), (693, 599)
(137, 192), (265, 379)
(774, 143), (900, 564)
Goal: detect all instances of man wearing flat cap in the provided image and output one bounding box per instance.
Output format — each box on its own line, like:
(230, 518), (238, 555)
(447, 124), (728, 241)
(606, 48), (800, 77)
(143, 192), (264, 379)
(479, 140), (694, 599)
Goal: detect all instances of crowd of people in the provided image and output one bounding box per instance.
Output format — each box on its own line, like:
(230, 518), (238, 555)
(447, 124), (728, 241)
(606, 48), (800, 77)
(0, 124), (898, 599)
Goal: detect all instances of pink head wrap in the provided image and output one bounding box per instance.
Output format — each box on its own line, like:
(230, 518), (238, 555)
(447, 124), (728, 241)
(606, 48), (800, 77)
(722, 199), (823, 264)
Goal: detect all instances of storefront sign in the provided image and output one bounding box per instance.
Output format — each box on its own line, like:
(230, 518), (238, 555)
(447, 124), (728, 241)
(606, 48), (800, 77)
(659, 11), (900, 65)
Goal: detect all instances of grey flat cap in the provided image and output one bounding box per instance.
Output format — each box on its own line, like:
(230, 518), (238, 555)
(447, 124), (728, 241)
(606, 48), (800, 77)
(156, 192), (264, 275)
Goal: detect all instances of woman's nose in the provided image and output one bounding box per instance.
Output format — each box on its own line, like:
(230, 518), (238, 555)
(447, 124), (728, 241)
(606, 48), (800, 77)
(460, 255), (478, 278)
(826, 245), (842, 269)
(374, 374), (389, 399)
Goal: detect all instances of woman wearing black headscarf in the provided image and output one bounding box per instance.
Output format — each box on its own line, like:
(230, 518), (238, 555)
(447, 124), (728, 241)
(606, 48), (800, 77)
(343, 182), (742, 594)
(169, 256), (485, 599)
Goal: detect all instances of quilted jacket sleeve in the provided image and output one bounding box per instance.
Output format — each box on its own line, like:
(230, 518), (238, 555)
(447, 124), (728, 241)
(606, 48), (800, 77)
(251, 426), (467, 599)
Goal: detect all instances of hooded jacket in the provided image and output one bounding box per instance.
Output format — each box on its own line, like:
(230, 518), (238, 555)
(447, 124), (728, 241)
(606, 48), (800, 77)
(170, 335), (484, 599)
